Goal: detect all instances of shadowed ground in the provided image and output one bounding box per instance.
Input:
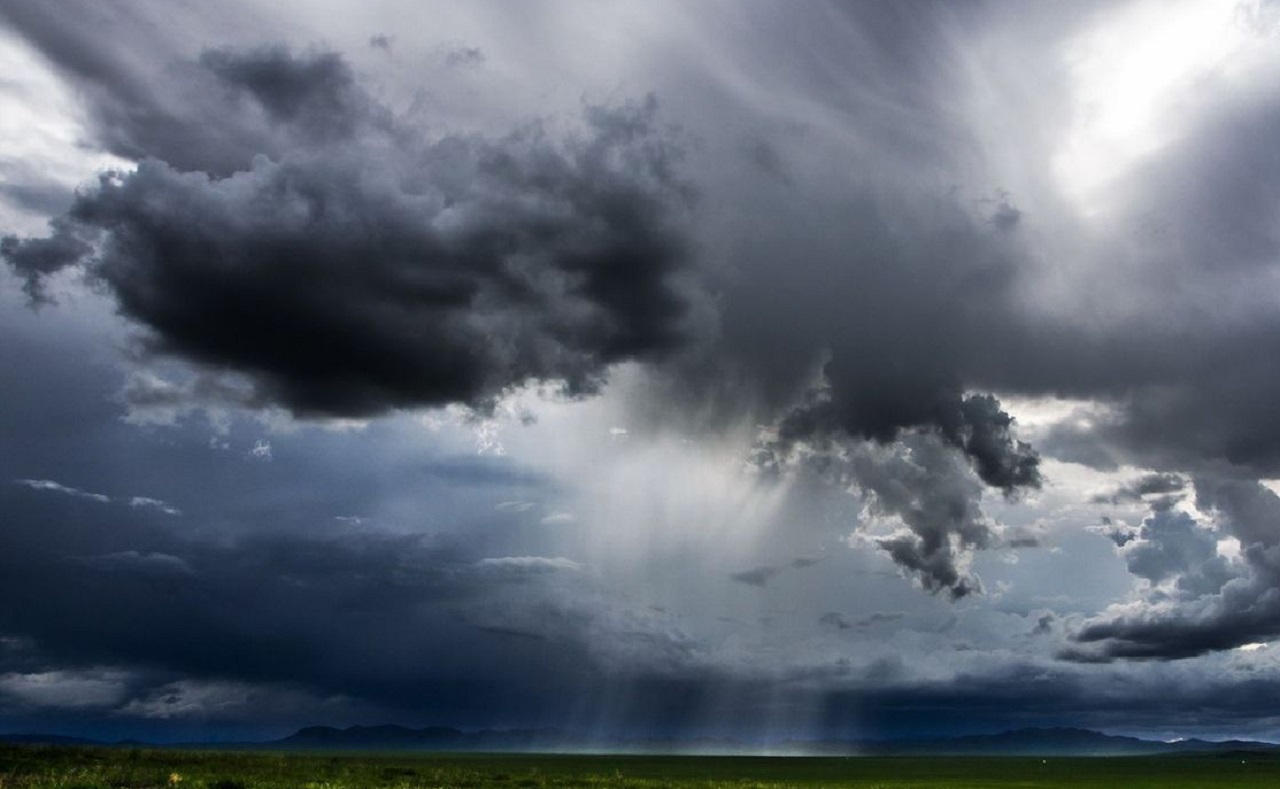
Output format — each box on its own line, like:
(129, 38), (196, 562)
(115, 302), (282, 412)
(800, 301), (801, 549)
(2, 746), (1278, 789)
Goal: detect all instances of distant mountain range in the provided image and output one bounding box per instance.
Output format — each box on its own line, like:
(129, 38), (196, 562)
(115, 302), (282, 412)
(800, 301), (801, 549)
(3, 725), (1278, 756)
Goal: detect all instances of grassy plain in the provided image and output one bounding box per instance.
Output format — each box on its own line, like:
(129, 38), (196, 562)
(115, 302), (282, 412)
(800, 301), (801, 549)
(2, 745), (1277, 789)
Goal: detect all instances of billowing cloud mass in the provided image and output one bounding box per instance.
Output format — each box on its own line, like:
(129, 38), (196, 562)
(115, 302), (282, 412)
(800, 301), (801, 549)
(3, 40), (699, 416)
(7, 0), (1280, 745)
(1067, 477), (1280, 662)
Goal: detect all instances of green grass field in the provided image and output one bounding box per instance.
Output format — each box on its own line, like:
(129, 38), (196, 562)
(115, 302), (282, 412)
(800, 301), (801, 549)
(2, 745), (1277, 789)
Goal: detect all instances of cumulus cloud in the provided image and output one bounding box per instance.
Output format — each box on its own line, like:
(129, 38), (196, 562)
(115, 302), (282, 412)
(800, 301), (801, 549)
(1065, 477), (1280, 662)
(2, 42), (700, 419)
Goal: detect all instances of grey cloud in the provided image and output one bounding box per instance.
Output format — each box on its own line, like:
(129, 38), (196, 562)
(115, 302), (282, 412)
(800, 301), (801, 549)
(756, 411), (1009, 599)
(198, 45), (380, 145)
(442, 44), (485, 69)
(1023, 87), (1280, 477)
(0, 172), (75, 219)
(474, 556), (585, 575)
(819, 612), (852, 630)
(986, 200), (1021, 231)
(1120, 510), (1232, 599)
(729, 566), (780, 588)
(742, 372), (1038, 599)
(1030, 613), (1054, 637)
(1094, 517), (1140, 548)
(678, 3), (1280, 489)
(1091, 473), (1186, 506)
(0, 222), (91, 302)
(1065, 477), (1280, 661)
(3, 42), (700, 419)
(0, 3), (277, 177)
(854, 434), (995, 600)
(0, 669), (131, 711)
(73, 551), (193, 575)
(0, 508), (681, 723)
(857, 611), (906, 627)
(822, 611), (905, 630)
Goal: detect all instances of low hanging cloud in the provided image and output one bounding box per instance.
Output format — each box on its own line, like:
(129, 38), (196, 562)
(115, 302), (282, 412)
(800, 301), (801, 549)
(2, 44), (700, 418)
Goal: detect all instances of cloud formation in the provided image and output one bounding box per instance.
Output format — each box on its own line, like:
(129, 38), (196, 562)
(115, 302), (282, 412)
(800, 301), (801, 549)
(751, 381), (1038, 599)
(1066, 477), (1280, 661)
(2, 43), (700, 418)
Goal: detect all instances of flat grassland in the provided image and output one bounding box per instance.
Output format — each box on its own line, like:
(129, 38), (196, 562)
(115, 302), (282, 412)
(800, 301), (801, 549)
(2, 745), (1276, 789)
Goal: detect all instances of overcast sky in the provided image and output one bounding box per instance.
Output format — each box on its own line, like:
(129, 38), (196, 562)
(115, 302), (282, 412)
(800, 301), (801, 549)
(5, 0), (1280, 745)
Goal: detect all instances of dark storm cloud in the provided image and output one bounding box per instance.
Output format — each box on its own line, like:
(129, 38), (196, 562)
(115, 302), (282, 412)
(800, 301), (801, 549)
(0, 486), (694, 724)
(1023, 83), (1280, 478)
(665, 2), (1280, 489)
(2, 38), (698, 417)
(1064, 477), (1280, 662)
(2, 0), (1053, 612)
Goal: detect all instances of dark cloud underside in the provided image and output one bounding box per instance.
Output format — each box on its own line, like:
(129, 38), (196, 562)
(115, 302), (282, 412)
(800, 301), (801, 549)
(3, 45), (698, 417)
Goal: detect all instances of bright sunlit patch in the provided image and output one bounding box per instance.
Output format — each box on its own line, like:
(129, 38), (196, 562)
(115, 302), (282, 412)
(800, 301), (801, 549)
(1218, 537), (1243, 561)
(1053, 0), (1264, 213)
(0, 29), (130, 234)
(1237, 642), (1268, 652)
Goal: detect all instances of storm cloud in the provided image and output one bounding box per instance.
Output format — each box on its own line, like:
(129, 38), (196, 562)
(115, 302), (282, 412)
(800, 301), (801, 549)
(3, 42), (699, 417)
(9, 0), (1280, 745)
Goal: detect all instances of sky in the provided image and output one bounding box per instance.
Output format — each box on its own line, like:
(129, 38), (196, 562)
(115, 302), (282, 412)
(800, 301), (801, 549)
(4, 0), (1280, 746)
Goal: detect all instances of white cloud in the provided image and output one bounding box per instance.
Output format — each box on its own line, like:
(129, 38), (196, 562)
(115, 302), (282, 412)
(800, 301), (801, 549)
(129, 496), (181, 516)
(14, 478), (110, 503)
(495, 500), (535, 512)
(476, 556), (585, 573)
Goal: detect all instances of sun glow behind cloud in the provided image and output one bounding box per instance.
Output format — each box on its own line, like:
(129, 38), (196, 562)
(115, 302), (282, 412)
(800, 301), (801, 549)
(1054, 0), (1268, 214)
